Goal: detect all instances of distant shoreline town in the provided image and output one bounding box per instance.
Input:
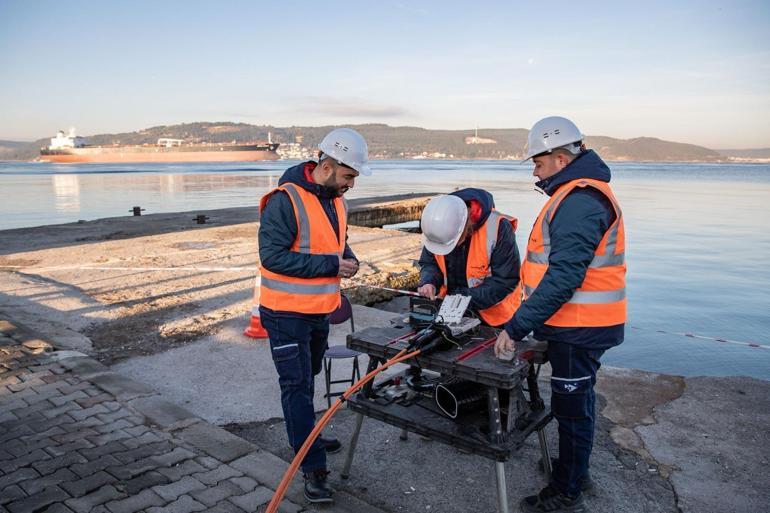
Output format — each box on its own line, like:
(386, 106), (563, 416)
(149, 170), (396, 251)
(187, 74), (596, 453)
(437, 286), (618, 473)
(1, 122), (769, 163)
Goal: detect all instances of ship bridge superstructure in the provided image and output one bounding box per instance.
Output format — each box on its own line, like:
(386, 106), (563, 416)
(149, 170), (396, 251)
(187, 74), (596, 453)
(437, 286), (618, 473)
(49, 129), (85, 149)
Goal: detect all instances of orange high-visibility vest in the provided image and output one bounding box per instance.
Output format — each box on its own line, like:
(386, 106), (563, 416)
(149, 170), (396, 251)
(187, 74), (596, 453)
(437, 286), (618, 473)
(521, 178), (626, 327)
(258, 183), (347, 314)
(435, 210), (522, 327)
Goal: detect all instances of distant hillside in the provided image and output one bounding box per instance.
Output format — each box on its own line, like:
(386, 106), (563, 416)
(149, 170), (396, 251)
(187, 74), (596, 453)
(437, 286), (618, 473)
(4, 122), (726, 162)
(717, 148), (770, 159)
(0, 140), (29, 160)
(586, 136), (723, 162)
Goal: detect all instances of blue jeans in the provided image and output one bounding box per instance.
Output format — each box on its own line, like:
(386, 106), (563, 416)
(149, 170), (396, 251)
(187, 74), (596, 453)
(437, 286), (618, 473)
(260, 308), (329, 474)
(547, 341), (604, 497)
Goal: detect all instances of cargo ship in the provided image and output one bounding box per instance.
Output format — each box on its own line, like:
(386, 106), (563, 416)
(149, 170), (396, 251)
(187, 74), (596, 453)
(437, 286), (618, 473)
(39, 130), (280, 163)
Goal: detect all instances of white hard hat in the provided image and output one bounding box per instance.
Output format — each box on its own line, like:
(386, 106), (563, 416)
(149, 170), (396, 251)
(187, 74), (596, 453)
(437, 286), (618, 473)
(421, 195), (468, 255)
(524, 116), (584, 160)
(318, 128), (371, 176)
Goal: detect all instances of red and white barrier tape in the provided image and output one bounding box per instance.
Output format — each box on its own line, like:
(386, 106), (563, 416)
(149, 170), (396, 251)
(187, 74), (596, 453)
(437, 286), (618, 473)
(629, 326), (769, 350)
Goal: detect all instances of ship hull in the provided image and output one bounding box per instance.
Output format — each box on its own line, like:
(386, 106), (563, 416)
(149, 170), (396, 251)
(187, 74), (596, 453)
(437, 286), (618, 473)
(39, 143), (280, 163)
(40, 150), (279, 163)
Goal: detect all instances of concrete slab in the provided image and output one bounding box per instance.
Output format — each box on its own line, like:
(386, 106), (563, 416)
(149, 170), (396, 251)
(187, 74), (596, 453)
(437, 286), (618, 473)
(58, 355), (110, 378)
(128, 396), (200, 430)
(89, 372), (157, 401)
(173, 422), (256, 463)
(43, 350), (89, 361)
(230, 450), (307, 507)
(111, 305), (402, 425)
(637, 375), (770, 513)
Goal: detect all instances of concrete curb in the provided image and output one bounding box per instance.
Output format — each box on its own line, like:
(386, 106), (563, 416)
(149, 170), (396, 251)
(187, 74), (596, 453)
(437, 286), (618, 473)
(174, 423), (256, 463)
(127, 396), (201, 432)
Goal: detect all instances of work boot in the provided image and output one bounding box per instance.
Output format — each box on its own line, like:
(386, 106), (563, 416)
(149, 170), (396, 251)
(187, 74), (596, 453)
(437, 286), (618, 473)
(538, 458), (596, 494)
(286, 434), (342, 454)
(319, 436), (342, 454)
(303, 469), (333, 503)
(520, 484), (588, 513)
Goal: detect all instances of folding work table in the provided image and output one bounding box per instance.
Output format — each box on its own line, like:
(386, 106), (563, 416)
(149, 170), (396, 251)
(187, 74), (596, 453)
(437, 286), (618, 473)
(339, 323), (553, 513)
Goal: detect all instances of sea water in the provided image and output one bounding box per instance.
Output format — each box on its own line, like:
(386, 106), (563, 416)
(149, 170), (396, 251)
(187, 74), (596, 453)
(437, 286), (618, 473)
(1, 160), (769, 380)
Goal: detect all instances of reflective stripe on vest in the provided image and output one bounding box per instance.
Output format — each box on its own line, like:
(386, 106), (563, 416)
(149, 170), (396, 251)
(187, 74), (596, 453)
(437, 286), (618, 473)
(261, 276), (341, 295)
(521, 178), (626, 327)
(523, 285), (626, 304)
(435, 210), (521, 327)
(258, 183), (346, 314)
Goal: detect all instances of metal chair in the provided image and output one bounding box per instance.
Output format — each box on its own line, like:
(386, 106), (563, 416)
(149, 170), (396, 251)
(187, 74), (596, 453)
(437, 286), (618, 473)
(324, 294), (361, 407)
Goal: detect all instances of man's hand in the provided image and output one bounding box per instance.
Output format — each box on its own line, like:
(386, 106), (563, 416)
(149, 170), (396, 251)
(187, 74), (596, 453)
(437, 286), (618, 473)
(494, 329), (515, 357)
(338, 257), (359, 279)
(417, 284), (436, 300)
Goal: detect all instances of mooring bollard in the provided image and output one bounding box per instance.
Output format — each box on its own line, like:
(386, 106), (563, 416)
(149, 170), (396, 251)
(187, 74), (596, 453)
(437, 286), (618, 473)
(193, 214), (210, 224)
(130, 206), (145, 216)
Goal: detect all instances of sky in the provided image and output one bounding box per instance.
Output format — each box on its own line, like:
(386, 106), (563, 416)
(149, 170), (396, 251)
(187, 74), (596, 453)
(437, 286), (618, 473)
(1, 0), (769, 149)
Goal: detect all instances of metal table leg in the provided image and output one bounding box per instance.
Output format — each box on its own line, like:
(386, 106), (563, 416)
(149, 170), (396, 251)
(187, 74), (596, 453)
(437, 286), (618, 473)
(526, 363), (545, 412)
(362, 357), (382, 398)
(341, 412), (365, 479)
(495, 460), (510, 513)
(487, 387), (505, 444)
(537, 428), (552, 483)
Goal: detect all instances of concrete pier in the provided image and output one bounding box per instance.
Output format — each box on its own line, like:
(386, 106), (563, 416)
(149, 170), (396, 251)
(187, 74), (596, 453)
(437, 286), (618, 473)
(347, 194), (432, 228)
(0, 196), (431, 364)
(1, 199), (769, 513)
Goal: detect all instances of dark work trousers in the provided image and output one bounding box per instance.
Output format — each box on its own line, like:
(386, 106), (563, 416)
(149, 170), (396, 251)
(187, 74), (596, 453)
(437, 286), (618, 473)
(546, 340), (605, 498)
(260, 308), (329, 474)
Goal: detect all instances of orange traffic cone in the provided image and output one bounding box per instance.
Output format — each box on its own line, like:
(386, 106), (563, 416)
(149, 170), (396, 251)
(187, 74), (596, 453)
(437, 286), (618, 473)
(244, 276), (268, 339)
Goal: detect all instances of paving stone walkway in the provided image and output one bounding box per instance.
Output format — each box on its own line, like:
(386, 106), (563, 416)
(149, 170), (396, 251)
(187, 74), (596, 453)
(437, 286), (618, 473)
(0, 316), (385, 513)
